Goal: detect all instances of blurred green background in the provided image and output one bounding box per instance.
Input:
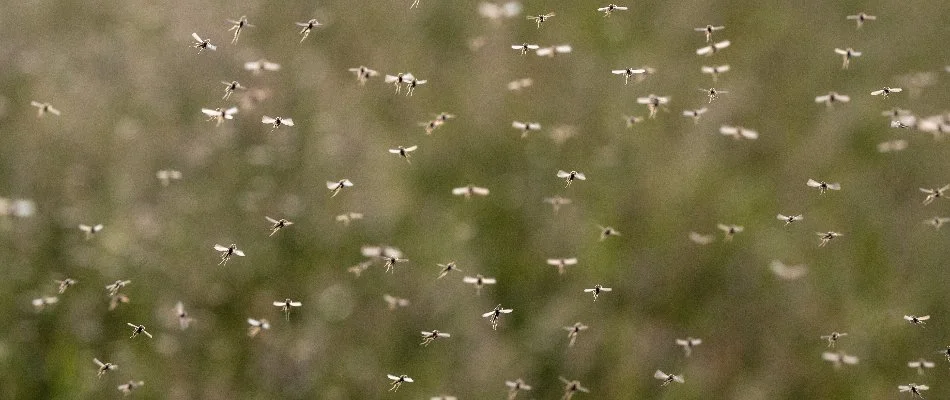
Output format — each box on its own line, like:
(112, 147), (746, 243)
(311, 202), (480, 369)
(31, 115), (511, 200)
(2, 0), (950, 398)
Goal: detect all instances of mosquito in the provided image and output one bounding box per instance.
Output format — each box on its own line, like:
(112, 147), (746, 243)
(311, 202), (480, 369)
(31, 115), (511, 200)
(218, 81), (244, 101)
(777, 214), (803, 225)
(244, 59), (281, 74)
(821, 332), (848, 347)
(227, 16), (254, 44)
(348, 66), (379, 85)
(94, 358), (118, 378)
(106, 280), (131, 297)
(420, 330), (451, 346)
(117, 380), (144, 395)
(846, 12), (876, 28)
(817, 231), (842, 247)
(191, 33), (216, 53)
(295, 19), (322, 43)
(513, 121), (542, 138)
(419, 119), (443, 134)
(871, 87), (902, 98)
(434, 112), (455, 122)
(624, 115), (644, 127)
(700, 87), (727, 103)
(156, 169), (182, 186)
(654, 370), (685, 386)
(405, 77), (427, 96)
(274, 298), (302, 320)
(701, 65), (730, 82)
(636, 94), (670, 118)
(247, 318), (270, 337)
(463, 274), (497, 295)
(506, 379), (533, 400)
(326, 179), (353, 197)
(544, 196), (572, 212)
(79, 224), (104, 240)
(389, 145), (418, 164)
(508, 78), (534, 91)
(175, 301), (193, 330)
(381, 255), (409, 273)
(611, 68), (647, 85)
(584, 284), (612, 301)
(201, 107), (238, 127)
(385, 73), (414, 94)
(822, 352), (859, 368)
(547, 258), (578, 275)
(920, 185), (949, 205)
(557, 170), (586, 187)
(527, 12), (555, 29)
(482, 304), (513, 330)
(878, 140), (908, 153)
(265, 217), (293, 236)
(689, 232), (715, 245)
(682, 108), (708, 124)
(32, 296), (58, 311)
(512, 43), (540, 55)
(695, 24), (725, 42)
(770, 260), (807, 280)
(335, 212), (363, 226)
(30, 101), (61, 117)
(452, 185), (490, 199)
(261, 116), (294, 131)
(109, 293), (129, 311)
(597, 4), (628, 16)
(891, 119), (913, 129)
(213, 244), (245, 266)
(908, 359), (935, 375)
(437, 262), (461, 279)
(815, 92), (850, 107)
(383, 294), (410, 310)
(923, 216), (950, 230)
(834, 48), (861, 69)
(564, 322), (589, 347)
(126, 323), (153, 339)
(598, 225), (620, 241)
(807, 179), (841, 194)
(676, 337), (702, 357)
(559, 377), (589, 399)
(719, 125), (758, 140)
(717, 224), (743, 241)
(696, 40), (730, 56)
(536, 45), (572, 57)
(387, 374), (414, 391)
(898, 384), (929, 398)
(55, 278), (77, 294)
(904, 315), (930, 326)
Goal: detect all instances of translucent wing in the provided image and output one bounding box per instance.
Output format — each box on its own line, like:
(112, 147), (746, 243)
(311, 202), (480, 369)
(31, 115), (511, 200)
(233, 250), (245, 257)
(191, 33), (202, 42)
(94, 358), (105, 367)
(806, 179), (821, 187)
(719, 126), (738, 135)
(512, 121), (527, 129)
(462, 276), (478, 283)
(918, 315), (930, 320)
(387, 374), (400, 380)
(564, 258), (578, 265)
(403, 377), (414, 382)
(871, 90), (884, 96)
(834, 48), (848, 55)
(826, 183), (841, 190)
(452, 187), (469, 195)
(289, 301), (302, 307)
(574, 172), (586, 180)
(673, 375), (685, 383)
(472, 187), (489, 195)
(696, 46), (713, 55)
(499, 308), (513, 313)
(213, 244), (229, 251)
(281, 118), (294, 126)
(481, 311), (496, 317)
(273, 301), (285, 307)
(265, 216), (279, 224)
(654, 370), (668, 379)
(482, 277), (497, 284)
(201, 108), (219, 116)
(404, 145), (418, 152)
(261, 116), (276, 124)
(556, 170), (571, 178)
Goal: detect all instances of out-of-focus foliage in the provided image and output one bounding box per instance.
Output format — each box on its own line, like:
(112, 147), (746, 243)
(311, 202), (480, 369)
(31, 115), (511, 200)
(2, 0), (950, 399)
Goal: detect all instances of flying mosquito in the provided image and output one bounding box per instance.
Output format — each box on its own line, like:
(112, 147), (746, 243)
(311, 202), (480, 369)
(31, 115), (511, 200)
(923, 216), (950, 230)
(821, 332), (848, 347)
(920, 185), (949, 205)
(383, 294), (410, 310)
(508, 77), (534, 91)
(807, 179), (841, 194)
(227, 16), (254, 44)
(536, 45), (572, 57)
(295, 19), (322, 43)
(701, 65), (730, 82)
(598, 225), (620, 241)
(815, 92), (850, 107)
(327, 179), (353, 197)
(273, 298), (302, 320)
(654, 370), (685, 386)
(220, 81), (245, 100)
(437, 262), (461, 279)
(261, 116), (293, 131)
(611, 68), (647, 85)
(898, 384), (929, 398)
(201, 107), (238, 127)
(564, 322), (589, 347)
(213, 244), (245, 266)
(79, 224), (104, 240)
(106, 280), (131, 297)
(682, 108), (708, 124)
(695, 24), (725, 42)
(559, 377), (589, 399)
(117, 380), (144, 395)
(384, 73), (415, 94)
(30, 101), (61, 117)
(557, 170), (586, 187)
(777, 214), (804, 225)
(389, 145), (418, 163)
(244, 59), (281, 74)
(109, 293), (129, 311)
(908, 359), (935, 375)
(544, 196), (572, 212)
(387, 374), (414, 391)
(126, 323), (153, 339)
(597, 4), (628, 16)
(482, 304), (513, 330)
(904, 315), (930, 326)
(32, 296), (58, 311)
(817, 231), (843, 247)
(636, 94), (670, 118)
(689, 232), (715, 245)
(846, 12), (876, 28)
(191, 33), (216, 53)
(717, 224), (743, 241)
(676, 337), (702, 357)
(420, 330), (451, 346)
(700, 87), (727, 103)
(871, 87), (902, 98)
(547, 258), (578, 275)
(420, 119), (443, 134)
(335, 212), (363, 226)
(175, 301), (193, 330)
(55, 278), (77, 294)
(506, 379), (533, 400)
(719, 125), (758, 140)
(156, 169), (182, 186)
(878, 140), (909, 153)
(348, 66), (379, 85)
(513, 121), (542, 138)
(452, 185), (490, 199)
(527, 12), (555, 29)
(584, 284), (612, 301)
(770, 260), (807, 280)
(512, 43), (540, 55)
(247, 318), (270, 337)
(696, 40), (730, 56)
(265, 217), (293, 236)
(834, 48), (861, 69)
(463, 274), (497, 295)
(822, 352), (859, 368)
(94, 358), (118, 378)
(381, 255), (409, 273)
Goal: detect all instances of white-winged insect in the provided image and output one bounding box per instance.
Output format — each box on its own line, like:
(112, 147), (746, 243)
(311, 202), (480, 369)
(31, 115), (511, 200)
(547, 257), (578, 275)
(817, 231), (842, 247)
(564, 322), (589, 347)
(434, 112), (456, 122)
(834, 48), (861, 69)
(326, 179), (353, 197)
(452, 185), (490, 199)
(32, 296), (58, 311)
(387, 374), (414, 391)
(30, 101), (61, 117)
(689, 231), (716, 245)
(463, 274), (497, 295)
(920, 185), (950, 205)
(719, 125), (758, 140)
(513, 121), (542, 138)
(126, 323), (152, 339)
(265, 216), (293, 236)
(846, 12), (876, 28)
(695, 24), (725, 42)
(482, 304), (513, 330)
(347, 260), (373, 277)
(891, 119), (913, 129)
(676, 337), (702, 357)
(877, 139), (908, 153)
(637, 94), (670, 118)
(717, 224), (743, 241)
(536, 44), (572, 57)
(544, 196), (572, 212)
(175, 301), (193, 330)
(261, 115), (293, 131)
(624, 115), (644, 128)
(777, 213), (804, 226)
(506, 378), (532, 400)
(295, 19), (322, 43)
(584, 284), (612, 301)
(383, 294), (410, 310)
(611, 68), (647, 85)
(384, 73), (414, 94)
(420, 119), (443, 134)
(597, 4), (628, 16)
(479, 1), (522, 20)
(770, 260), (807, 280)
(79, 224), (104, 240)
(682, 108), (708, 124)
(244, 59), (281, 74)
(807, 179), (841, 194)
(94, 358), (117, 378)
(348, 66), (379, 85)
(508, 77), (534, 91)
(273, 298), (302, 320)
(420, 330), (451, 346)
(335, 212), (364, 226)
(55, 278), (77, 294)
(437, 261), (461, 279)
(213, 244), (245, 266)
(156, 169), (182, 186)
(822, 351), (859, 368)
(701, 65), (730, 82)
(557, 170), (586, 187)
(821, 332), (848, 347)
(898, 384), (929, 398)
(699, 87), (727, 103)
(512, 43), (540, 55)
(527, 12), (555, 29)
(106, 280), (131, 297)
(654, 370), (685, 386)
(871, 87), (902, 98)
(220, 80), (245, 100)
(381, 254), (409, 273)
(362, 245), (403, 259)
(815, 92), (851, 107)
(598, 225), (620, 241)
(117, 380), (144, 396)
(559, 377), (590, 399)
(191, 33), (216, 53)
(109, 293), (129, 311)
(201, 107), (238, 127)
(923, 216), (950, 230)
(908, 359), (935, 375)
(904, 315), (930, 326)
(696, 40), (730, 56)
(227, 15), (254, 44)
(247, 318), (270, 337)
(389, 145), (418, 164)
(405, 76), (427, 96)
